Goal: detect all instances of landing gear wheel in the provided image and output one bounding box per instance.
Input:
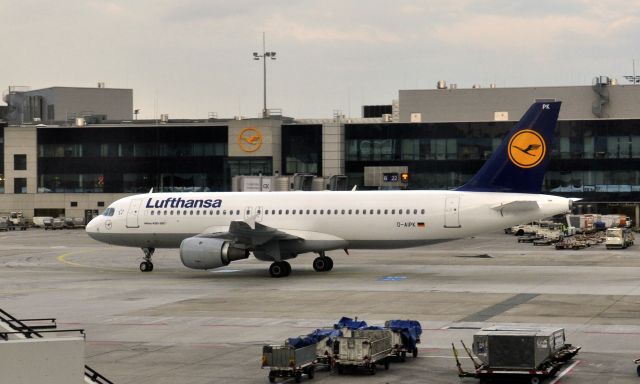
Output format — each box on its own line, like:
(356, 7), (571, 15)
(139, 261), (153, 272)
(312, 256), (333, 272)
(325, 257), (333, 271)
(313, 257), (327, 272)
(140, 247), (155, 272)
(269, 261), (291, 278)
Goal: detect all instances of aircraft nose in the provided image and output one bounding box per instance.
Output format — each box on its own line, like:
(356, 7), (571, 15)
(85, 216), (101, 235)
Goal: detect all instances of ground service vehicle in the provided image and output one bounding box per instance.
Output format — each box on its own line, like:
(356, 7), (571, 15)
(605, 228), (634, 249)
(262, 343), (316, 383)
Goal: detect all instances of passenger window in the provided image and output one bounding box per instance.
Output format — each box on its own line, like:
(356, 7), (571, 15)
(377, 209), (381, 215)
(413, 209), (418, 214)
(313, 210), (317, 214)
(320, 209), (324, 214)
(196, 210), (200, 215)
(355, 209), (359, 214)
(177, 211), (181, 216)
(150, 211), (154, 215)
(306, 209), (310, 214)
(334, 209), (338, 215)
(399, 209), (403, 214)
(272, 210), (276, 215)
(189, 210), (193, 215)
(363, 210), (366, 215)
(278, 209), (282, 215)
(392, 209), (395, 214)
(327, 210), (331, 215)
(384, 209), (388, 214)
(421, 209), (425, 214)
(370, 209), (374, 214)
(341, 210), (345, 214)
(348, 209), (352, 214)
(223, 210), (227, 215)
(285, 209), (289, 215)
(257, 209), (261, 214)
(170, 210), (174, 215)
(292, 210), (296, 215)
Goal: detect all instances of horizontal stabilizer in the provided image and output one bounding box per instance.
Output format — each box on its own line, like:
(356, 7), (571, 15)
(492, 200), (540, 214)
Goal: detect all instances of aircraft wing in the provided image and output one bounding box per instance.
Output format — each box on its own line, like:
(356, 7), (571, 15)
(491, 200), (541, 215)
(199, 221), (301, 247)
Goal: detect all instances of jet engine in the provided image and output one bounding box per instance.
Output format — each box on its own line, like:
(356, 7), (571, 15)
(180, 237), (249, 270)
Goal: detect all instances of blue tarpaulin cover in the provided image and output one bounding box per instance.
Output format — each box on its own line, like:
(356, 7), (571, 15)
(287, 328), (343, 349)
(334, 317), (367, 330)
(386, 320), (422, 350)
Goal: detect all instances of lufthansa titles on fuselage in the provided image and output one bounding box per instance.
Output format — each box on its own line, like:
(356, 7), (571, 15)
(145, 197), (222, 209)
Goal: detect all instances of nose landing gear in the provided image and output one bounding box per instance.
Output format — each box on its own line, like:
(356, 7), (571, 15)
(140, 247), (155, 272)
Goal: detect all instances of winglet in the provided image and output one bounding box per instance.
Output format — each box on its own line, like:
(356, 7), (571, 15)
(351, 185), (357, 191)
(149, 188), (154, 193)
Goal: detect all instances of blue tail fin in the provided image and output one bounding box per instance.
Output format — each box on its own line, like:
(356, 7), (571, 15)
(457, 101), (561, 193)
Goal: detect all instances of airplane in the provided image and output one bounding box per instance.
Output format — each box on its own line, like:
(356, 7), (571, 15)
(86, 101), (572, 278)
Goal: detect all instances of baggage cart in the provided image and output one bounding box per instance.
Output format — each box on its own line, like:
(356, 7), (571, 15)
(334, 329), (392, 375)
(452, 327), (580, 384)
(385, 319), (422, 362)
(262, 343), (316, 383)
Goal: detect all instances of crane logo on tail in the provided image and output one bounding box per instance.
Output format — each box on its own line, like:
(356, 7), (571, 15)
(508, 129), (546, 168)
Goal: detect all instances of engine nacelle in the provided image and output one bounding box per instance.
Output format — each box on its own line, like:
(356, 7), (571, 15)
(180, 237), (249, 270)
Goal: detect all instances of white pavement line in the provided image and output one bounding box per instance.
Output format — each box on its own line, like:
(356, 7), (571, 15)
(549, 360), (580, 384)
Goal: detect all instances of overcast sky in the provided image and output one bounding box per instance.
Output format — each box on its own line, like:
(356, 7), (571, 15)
(1, 0), (639, 119)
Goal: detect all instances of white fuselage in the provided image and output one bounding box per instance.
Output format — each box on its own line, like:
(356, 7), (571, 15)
(86, 190), (571, 251)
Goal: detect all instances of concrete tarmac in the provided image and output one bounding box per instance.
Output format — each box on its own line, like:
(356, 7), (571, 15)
(1, 228), (640, 383)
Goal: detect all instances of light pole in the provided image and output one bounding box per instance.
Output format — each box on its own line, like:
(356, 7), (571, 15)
(252, 32), (276, 118)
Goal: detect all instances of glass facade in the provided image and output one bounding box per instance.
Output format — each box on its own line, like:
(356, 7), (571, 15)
(345, 120), (640, 201)
(281, 124), (322, 175)
(37, 125), (228, 193)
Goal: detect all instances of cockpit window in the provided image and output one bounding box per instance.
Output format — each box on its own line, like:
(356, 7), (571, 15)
(102, 207), (115, 217)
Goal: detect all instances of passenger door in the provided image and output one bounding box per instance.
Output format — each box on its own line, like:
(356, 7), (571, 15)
(444, 195), (461, 228)
(126, 199), (142, 228)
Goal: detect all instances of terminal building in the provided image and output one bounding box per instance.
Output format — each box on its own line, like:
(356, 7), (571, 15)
(1, 79), (639, 223)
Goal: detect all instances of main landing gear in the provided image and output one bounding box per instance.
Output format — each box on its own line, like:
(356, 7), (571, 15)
(312, 252), (333, 272)
(269, 261), (291, 278)
(140, 247), (155, 272)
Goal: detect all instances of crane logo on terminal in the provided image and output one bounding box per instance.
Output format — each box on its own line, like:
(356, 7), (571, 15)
(238, 127), (263, 153)
(508, 129), (546, 168)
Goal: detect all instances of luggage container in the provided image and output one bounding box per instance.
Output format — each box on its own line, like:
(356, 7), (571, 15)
(0, 216), (8, 231)
(261, 343), (316, 383)
(334, 328), (392, 375)
(385, 319), (422, 361)
(452, 327), (580, 383)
